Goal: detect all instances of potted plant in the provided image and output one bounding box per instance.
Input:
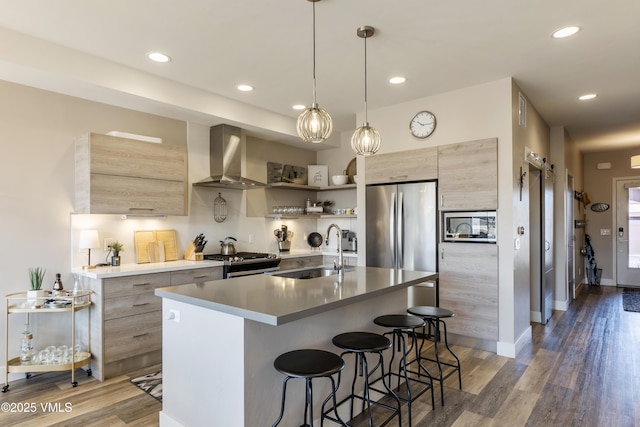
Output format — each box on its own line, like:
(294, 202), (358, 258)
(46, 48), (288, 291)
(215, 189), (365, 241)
(108, 241), (124, 266)
(321, 200), (335, 214)
(27, 267), (46, 306)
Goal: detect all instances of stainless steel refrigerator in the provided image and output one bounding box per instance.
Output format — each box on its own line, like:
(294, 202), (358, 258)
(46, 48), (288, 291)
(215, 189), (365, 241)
(366, 181), (438, 306)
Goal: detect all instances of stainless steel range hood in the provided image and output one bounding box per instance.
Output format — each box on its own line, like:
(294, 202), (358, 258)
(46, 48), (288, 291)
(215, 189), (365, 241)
(193, 124), (268, 189)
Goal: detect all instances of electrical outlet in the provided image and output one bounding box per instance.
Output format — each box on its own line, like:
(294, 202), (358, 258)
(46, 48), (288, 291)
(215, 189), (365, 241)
(104, 238), (114, 251)
(167, 309), (181, 322)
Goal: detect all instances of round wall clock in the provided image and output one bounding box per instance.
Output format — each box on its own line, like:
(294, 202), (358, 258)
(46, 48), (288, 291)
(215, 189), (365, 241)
(410, 110), (436, 139)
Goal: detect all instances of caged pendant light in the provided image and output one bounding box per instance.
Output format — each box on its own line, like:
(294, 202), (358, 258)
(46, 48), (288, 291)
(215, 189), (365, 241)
(296, 0), (333, 144)
(351, 26), (381, 156)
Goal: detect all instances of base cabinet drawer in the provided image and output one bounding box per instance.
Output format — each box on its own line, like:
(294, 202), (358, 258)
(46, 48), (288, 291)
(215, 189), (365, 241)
(103, 273), (171, 298)
(104, 292), (162, 320)
(104, 311), (162, 363)
(279, 256), (323, 271)
(171, 267), (223, 285)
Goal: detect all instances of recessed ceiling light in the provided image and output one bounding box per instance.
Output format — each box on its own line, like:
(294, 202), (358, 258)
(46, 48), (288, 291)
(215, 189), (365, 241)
(552, 26), (581, 39)
(389, 76), (407, 84)
(578, 93), (597, 101)
(147, 52), (171, 63)
(237, 84), (254, 92)
(292, 104), (306, 110)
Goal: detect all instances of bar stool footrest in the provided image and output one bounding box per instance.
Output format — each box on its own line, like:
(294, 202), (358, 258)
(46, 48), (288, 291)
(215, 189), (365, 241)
(368, 371), (433, 405)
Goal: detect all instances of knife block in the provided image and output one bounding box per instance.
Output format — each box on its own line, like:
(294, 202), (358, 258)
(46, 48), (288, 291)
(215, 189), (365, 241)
(183, 242), (204, 261)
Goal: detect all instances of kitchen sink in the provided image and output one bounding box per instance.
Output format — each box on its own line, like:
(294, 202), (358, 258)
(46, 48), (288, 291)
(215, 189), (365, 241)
(270, 267), (353, 279)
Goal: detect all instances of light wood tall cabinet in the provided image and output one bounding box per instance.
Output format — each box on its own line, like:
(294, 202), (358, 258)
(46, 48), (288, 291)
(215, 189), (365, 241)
(365, 147), (438, 185)
(75, 132), (188, 215)
(437, 138), (497, 210)
(438, 243), (498, 342)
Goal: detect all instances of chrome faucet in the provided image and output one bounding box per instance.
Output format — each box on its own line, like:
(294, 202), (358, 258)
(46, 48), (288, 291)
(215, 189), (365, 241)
(325, 224), (344, 275)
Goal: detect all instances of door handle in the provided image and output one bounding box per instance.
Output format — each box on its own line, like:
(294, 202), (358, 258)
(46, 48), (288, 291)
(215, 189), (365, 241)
(390, 192), (397, 266)
(545, 240), (551, 251)
(398, 191), (404, 269)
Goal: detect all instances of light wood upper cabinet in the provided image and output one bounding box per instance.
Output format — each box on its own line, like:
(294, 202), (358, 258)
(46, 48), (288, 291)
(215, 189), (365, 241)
(75, 132), (188, 215)
(365, 147), (438, 185)
(438, 138), (497, 210)
(438, 242), (498, 341)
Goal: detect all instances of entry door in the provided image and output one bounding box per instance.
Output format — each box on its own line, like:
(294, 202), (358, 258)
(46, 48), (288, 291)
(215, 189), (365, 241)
(541, 173), (554, 324)
(616, 179), (640, 286)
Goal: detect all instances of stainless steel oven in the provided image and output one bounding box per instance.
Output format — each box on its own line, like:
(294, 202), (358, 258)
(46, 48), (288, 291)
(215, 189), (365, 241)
(443, 211), (497, 243)
(203, 252), (281, 278)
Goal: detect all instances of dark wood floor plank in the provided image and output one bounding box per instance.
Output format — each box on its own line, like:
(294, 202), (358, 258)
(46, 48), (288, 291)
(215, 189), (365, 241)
(3, 286), (640, 427)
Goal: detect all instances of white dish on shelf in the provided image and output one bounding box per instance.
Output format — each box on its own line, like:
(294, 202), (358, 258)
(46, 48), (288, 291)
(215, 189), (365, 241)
(331, 175), (348, 185)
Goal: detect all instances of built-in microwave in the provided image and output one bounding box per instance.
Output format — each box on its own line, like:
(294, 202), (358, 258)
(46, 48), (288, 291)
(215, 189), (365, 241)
(443, 211), (497, 243)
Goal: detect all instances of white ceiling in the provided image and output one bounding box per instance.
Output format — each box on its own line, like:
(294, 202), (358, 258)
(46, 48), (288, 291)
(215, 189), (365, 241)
(0, 0), (638, 153)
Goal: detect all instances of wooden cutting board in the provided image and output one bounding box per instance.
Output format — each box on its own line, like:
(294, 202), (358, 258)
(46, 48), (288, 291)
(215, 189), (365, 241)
(147, 241), (165, 263)
(134, 229), (178, 263)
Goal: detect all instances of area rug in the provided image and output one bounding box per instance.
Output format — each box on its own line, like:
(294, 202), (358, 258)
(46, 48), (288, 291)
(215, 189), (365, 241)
(622, 288), (640, 312)
(131, 371), (162, 402)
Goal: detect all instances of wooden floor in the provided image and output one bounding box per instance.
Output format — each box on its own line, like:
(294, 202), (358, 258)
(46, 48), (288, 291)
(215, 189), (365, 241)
(2, 285), (639, 426)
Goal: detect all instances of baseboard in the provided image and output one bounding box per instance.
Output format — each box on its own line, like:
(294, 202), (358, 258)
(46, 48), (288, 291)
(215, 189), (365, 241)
(553, 298), (568, 311)
(530, 310), (542, 323)
(581, 278), (615, 287)
(447, 332), (496, 353)
(159, 411), (185, 427)
(497, 326), (532, 358)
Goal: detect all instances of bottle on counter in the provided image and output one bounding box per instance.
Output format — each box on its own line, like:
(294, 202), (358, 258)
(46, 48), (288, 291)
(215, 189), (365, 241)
(53, 273), (64, 293)
(20, 323), (34, 365)
(305, 198), (311, 214)
(72, 274), (81, 295)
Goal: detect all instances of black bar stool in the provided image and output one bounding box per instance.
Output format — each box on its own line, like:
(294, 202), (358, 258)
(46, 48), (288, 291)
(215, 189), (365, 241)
(406, 306), (461, 405)
(272, 349), (348, 427)
(372, 315), (434, 426)
(322, 332), (401, 426)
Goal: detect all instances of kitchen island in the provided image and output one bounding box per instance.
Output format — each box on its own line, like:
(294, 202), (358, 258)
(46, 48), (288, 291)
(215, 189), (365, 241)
(155, 266), (438, 427)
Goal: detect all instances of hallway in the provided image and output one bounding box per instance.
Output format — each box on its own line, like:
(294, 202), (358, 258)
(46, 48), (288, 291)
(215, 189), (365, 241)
(411, 285), (640, 426)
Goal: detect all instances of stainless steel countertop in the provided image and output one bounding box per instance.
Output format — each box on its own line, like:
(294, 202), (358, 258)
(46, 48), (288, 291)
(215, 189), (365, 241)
(155, 266), (437, 326)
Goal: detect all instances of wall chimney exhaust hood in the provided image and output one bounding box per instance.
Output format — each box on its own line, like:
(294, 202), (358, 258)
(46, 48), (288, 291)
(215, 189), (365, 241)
(193, 124), (268, 189)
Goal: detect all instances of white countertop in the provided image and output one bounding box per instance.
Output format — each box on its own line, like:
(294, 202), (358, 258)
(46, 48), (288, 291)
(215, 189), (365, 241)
(155, 266), (437, 326)
(73, 259), (224, 279)
(73, 251), (355, 279)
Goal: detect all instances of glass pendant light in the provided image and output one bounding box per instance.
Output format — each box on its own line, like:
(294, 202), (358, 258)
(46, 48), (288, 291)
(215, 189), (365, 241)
(297, 0), (333, 144)
(351, 26), (381, 156)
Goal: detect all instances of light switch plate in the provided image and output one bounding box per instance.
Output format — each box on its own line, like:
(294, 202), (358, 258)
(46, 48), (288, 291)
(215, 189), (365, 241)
(600, 229), (611, 236)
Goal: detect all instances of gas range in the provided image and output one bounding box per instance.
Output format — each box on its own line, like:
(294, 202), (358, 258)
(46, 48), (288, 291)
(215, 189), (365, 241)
(203, 252), (281, 278)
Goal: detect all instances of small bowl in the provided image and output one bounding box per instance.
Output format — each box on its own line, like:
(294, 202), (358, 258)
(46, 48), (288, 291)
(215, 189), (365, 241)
(353, 175), (359, 183)
(331, 175), (348, 185)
